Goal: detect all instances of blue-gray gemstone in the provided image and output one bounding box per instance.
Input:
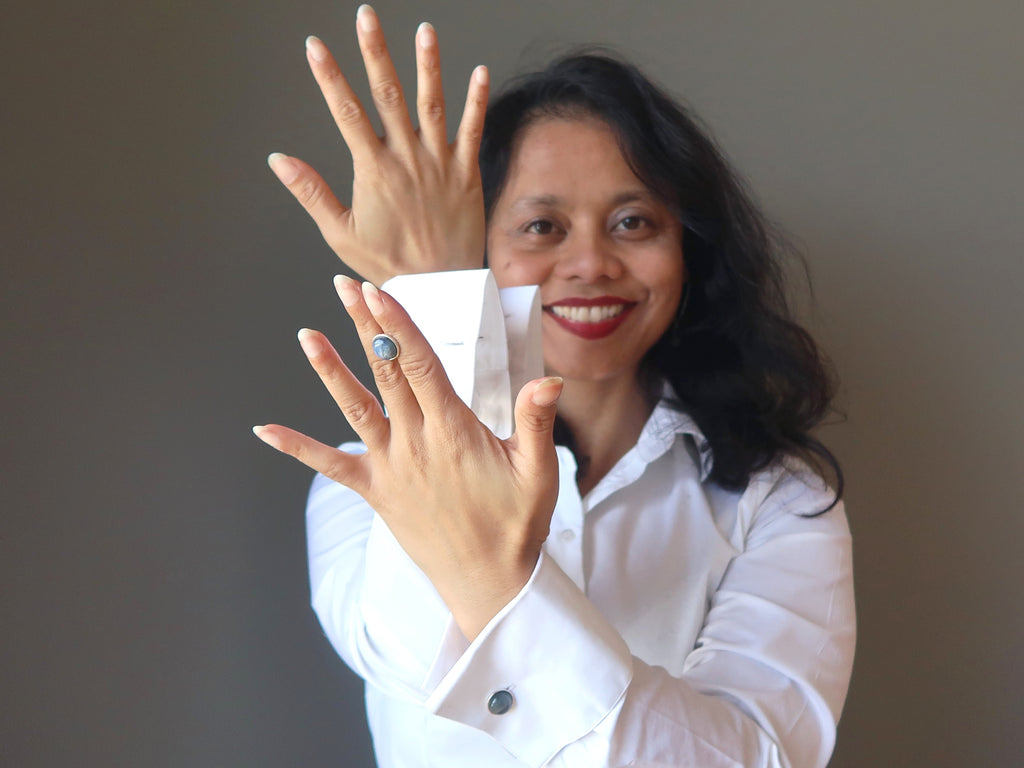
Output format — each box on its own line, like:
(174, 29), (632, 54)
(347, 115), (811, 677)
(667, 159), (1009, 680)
(372, 334), (399, 361)
(487, 689), (514, 715)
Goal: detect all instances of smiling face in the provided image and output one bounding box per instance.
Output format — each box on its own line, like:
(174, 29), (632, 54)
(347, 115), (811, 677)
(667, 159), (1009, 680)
(487, 116), (685, 387)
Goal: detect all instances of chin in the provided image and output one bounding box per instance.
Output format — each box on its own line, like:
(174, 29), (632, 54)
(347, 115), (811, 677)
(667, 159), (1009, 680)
(541, 357), (636, 385)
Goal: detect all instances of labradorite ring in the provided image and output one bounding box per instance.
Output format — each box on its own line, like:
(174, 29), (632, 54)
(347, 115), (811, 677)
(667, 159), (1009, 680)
(371, 333), (400, 362)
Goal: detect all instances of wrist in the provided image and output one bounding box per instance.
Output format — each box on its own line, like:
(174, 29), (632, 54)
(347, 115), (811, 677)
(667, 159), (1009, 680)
(445, 553), (539, 641)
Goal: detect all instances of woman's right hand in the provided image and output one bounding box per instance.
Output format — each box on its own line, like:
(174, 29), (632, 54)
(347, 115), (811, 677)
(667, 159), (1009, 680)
(253, 276), (563, 641)
(268, 5), (488, 285)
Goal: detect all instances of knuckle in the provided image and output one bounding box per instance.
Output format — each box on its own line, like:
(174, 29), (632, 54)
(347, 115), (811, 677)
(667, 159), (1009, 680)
(318, 363), (345, 386)
(518, 410), (552, 433)
(460, 121), (483, 143)
(400, 354), (441, 387)
(320, 455), (349, 483)
(372, 80), (404, 110)
(369, 358), (404, 389)
(419, 53), (441, 77)
(342, 396), (378, 430)
(364, 38), (388, 60)
(294, 177), (324, 208)
(333, 96), (364, 126)
(419, 97), (445, 124)
(470, 90), (488, 110)
(291, 439), (312, 465)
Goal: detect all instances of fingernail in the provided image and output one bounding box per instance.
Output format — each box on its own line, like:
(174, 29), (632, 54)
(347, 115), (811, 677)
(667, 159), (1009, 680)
(306, 35), (328, 62)
(474, 65), (488, 85)
(252, 425), (281, 450)
(357, 5), (378, 32)
(531, 377), (563, 407)
(417, 22), (436, 48)
(297, 328), (323, 358)
(267, 152), (300, 184)
(361, 281), (385, 315)
(334, 274), (361, 307)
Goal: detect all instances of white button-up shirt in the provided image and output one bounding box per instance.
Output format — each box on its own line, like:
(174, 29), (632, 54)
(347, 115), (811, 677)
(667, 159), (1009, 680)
(306, 272), (855, 768)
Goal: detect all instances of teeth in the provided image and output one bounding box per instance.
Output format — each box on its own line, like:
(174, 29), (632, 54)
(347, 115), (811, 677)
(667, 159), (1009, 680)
(549, 304), (626, 323)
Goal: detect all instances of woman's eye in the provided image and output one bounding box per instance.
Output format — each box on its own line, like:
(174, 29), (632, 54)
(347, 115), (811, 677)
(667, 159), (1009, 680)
(526, 220), (555, 235)
(617, 216), (646, 231)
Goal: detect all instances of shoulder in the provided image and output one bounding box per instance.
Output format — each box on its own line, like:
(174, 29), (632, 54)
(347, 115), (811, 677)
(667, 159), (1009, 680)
(733, 456), (849, 548)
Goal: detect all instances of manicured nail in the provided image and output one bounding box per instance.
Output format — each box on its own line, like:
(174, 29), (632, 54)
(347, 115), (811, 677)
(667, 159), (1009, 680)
(361, 281), (385, 316)
(531, 377), (563, 407)
(252, 425), (281, 450)
(357, 5), (378, 32)
(306, 35), (329, 62)
(297, 328), (323, 358)
(417, 22), (436, 48)
(333, 274), (361, 307)
(267, 152), (300, 184)
(474, 65), (488, 85)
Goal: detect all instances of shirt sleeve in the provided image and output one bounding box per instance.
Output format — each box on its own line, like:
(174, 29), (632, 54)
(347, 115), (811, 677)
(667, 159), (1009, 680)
(424, 464), (855, 768)
(307, 450), (455, 703)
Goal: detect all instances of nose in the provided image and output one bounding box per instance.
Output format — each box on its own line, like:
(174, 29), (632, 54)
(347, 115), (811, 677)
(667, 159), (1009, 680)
(553, 229), (624, 282)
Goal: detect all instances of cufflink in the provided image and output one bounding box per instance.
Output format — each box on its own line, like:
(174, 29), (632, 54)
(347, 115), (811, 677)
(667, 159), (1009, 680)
(487, 689), (514, 715)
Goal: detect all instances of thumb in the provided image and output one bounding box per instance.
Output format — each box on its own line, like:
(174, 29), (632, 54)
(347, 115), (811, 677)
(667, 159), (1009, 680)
(510, 376), (563, 465)
(267, 152), (349, 238)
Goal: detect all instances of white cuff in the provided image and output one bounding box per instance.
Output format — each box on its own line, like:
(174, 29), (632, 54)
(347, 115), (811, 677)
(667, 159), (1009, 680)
(382, 270), (543, 439)
(426, 553), (633, 767)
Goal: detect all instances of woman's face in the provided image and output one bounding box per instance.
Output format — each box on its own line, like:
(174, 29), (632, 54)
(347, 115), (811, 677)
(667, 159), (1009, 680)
(487, 116), (685, 386)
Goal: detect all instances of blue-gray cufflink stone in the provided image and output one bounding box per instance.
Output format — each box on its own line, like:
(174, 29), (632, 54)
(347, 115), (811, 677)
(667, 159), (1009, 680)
(372, 334), (399, 361)
(487, 689), (514, 715)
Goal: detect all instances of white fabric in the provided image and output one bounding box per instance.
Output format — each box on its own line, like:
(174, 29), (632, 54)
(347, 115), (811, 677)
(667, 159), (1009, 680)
(307, 270), (855, 768)
(383, 271), (542, 439)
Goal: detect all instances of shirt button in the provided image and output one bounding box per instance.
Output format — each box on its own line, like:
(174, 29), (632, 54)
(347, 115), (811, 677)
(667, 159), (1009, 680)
(487, 689), (514, 715)
(559, 529), (576, 543)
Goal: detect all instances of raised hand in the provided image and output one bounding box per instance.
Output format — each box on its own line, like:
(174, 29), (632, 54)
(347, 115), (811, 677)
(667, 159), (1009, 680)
(253, 276), (563, 640)
(267, 5), (489, 285)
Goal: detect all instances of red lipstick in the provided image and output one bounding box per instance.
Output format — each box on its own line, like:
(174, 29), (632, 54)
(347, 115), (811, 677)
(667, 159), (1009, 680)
(543, 296), (637, 340)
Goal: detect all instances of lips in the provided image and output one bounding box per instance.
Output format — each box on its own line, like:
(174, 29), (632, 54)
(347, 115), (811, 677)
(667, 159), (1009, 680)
(543, 296), (637, 340)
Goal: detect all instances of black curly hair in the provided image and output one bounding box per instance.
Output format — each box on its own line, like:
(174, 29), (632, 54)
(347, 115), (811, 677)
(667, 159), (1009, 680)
(480, 52), (842, 508)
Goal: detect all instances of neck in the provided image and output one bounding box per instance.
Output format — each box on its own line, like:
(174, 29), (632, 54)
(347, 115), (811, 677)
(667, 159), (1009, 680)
(556, 373), (659, 496)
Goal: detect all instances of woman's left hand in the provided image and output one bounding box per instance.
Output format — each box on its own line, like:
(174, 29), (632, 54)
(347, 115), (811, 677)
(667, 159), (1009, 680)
(267, 7), (488, 285)
(254, 276), (563, 640)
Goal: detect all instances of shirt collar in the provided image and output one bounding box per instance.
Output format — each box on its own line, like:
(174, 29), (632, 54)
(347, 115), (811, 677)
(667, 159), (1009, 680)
(635, 383), (714, 482)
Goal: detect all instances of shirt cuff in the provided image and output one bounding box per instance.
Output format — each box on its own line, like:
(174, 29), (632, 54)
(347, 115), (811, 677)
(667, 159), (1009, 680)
(426, 552), (633, 767)
(383, 269), (513, 437)
(382, 270), (543, 439)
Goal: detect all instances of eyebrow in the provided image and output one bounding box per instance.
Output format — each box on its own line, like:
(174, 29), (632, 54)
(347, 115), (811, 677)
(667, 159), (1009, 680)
(508, 189), (655, 211)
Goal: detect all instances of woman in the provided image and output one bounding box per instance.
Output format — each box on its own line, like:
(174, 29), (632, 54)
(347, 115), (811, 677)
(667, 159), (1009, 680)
(255, 6), (854, 767)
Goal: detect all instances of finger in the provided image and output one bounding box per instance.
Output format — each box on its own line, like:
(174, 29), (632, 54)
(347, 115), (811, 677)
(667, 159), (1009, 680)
(333, 275), (422, 427)
(509, 377), (563, 468)
(267, 153), (351, 247)
(453, 65), (489, 173)
(356, 5), (417, 152)
(252, 424), (371, 495)
(304, 35), (380, 164)
(296, 328), (389, 451)
(354, 277), (464, 423)
(415, 22), (448, 158)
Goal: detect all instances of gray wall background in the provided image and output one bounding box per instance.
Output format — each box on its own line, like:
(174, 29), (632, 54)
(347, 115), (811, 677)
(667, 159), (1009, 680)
(3, 1), (1021, 766)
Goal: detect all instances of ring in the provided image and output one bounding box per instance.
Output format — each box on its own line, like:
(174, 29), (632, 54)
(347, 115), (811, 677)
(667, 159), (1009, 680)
(372, 333), (400, 361)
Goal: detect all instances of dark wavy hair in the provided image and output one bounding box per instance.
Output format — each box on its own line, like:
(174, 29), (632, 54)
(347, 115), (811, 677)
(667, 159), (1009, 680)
(480, 52), (843, 506)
